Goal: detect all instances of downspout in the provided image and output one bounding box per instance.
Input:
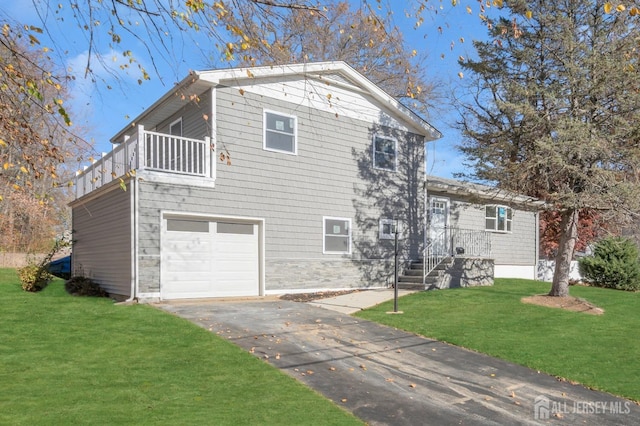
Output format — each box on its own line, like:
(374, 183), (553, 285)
(125, 136), (141, 303)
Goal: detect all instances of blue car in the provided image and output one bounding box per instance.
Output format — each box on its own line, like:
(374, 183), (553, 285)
(46, 255), (71, 279)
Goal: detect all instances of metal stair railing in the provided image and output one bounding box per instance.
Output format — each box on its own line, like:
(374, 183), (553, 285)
(422, 228), (448, 285)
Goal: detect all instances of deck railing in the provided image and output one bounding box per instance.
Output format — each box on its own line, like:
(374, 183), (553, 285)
(450, 227), (492, 258)
(422, 227), (491, 284)
(75, 126), (212, 199)
(144, 131), (210, 176)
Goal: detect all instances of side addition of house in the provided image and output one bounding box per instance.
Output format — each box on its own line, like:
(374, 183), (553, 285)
(423, 176), (543, 285)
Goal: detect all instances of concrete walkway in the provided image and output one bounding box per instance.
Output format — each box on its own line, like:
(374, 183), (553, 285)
(308, 288), (415, 314)
(157, 293), (639, 425)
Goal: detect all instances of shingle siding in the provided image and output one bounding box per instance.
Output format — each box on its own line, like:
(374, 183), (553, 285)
(430, 190), (537, 267)
(134, 86), (425, 292)
(156, 92), (212, 139)
(71, 183), (132, 297)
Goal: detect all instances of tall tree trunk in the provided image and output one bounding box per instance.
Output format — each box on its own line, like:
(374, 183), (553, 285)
(549, 208), (579, 297)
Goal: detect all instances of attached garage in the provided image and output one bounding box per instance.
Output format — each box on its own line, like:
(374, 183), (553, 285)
(161, 214), (263, 299)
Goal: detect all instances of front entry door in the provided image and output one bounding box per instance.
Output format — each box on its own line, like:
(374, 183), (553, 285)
(429, 197), (450, 255)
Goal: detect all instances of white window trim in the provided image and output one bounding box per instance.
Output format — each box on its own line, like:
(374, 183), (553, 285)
(323, 216), (352, 254)
(169, 117), (183, 136)
(372, 134), (398, 172)
(379, 218), (402, 240)
(485, 205), (513, 233)
(263, 109), (298, 155)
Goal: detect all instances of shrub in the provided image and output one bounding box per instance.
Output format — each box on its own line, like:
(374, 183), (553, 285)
(578, 237), (640, 291)
(65, 276), (108, 297)
(17, 236), (71, 293)
(18, 264), (54, 292)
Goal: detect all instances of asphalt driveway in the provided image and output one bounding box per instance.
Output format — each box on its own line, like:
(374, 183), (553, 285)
(157, 299), (639, 425)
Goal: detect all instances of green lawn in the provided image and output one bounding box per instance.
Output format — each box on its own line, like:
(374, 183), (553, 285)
(356, 278), (640, 402)
(0, 269), (361, 425)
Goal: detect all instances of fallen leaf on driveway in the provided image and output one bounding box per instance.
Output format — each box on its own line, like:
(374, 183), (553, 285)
(409, 384), (416, 388)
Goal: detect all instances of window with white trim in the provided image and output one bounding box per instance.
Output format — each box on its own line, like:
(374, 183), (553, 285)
(169, 117), (182, 136)
(379, 218), (401, 240)
(485, 205), (513, 232)
(264, 110), (297, 154)
(373, 135), (397, 171)
(323, 217), (351, 254)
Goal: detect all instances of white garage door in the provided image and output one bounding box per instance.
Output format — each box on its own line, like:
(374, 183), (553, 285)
(161, 218), (260, 299)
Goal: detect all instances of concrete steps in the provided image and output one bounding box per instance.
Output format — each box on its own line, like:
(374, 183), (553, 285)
(396, 257), (453, 290)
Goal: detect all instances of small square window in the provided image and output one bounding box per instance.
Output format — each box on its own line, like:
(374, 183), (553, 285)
(323, 217), (351, 254)
(379, 218), (401, 240)
(264, 110), (297, 154)
(373, 135), (397, 171)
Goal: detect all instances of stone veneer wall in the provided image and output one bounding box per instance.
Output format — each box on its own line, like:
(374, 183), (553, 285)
(438, 257), (494, 289)
(265, 259), (395, 292)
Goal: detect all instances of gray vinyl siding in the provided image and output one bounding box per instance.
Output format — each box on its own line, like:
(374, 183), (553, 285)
(135, 87), (425, 292)
(156, 91), (211, 140)
(434, 192), (537, 266)
(490, 209), (537, 265)
(71, 184), (132, 297)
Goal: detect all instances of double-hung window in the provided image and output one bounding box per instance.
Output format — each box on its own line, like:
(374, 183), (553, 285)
(485, 205), (513, 232)
(373, 135), (397, 171)
(323, 217), (351, 254)
(264, 110), (297, 154)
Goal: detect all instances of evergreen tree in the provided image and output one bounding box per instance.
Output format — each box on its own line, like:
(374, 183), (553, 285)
(456, 0), (640, 296)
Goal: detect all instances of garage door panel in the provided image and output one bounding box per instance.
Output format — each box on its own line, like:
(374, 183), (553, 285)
(161, 218), (260, 299)
(214, 223), (258, 296)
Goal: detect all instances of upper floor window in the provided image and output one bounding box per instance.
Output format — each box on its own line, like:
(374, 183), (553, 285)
(373, 135), (397, 171)
(485, 205), (512, 232)
(170, 117), (182, 136)
(264, 110), (297, 154)
(323, 217), (351, 254)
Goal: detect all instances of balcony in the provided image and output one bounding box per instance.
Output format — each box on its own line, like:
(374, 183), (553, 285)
(74, 125), (214, 199)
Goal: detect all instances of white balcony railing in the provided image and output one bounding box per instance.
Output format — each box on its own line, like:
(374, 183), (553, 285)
(75, 125), (213, 199)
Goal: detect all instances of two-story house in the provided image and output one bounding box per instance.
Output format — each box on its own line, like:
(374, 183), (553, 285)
(71, 61), (541, 301)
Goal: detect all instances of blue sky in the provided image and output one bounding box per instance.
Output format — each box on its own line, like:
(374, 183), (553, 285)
(4, 1), (492, 179)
